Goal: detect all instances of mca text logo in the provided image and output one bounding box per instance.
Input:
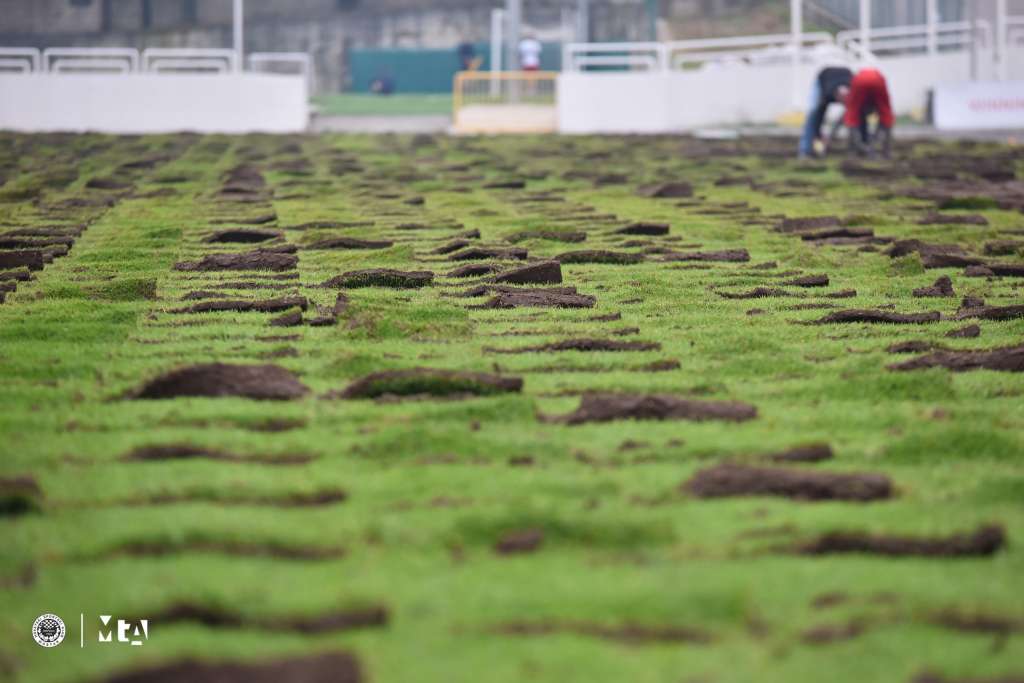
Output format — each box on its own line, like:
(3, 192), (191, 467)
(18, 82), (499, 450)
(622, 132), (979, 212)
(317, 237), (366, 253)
(99, 615), (149, 646)
(32, 614), (66, 648)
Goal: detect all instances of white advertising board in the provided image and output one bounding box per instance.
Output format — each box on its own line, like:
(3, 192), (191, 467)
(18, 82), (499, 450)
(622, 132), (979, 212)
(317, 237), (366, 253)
(934, 80), (1024, 130)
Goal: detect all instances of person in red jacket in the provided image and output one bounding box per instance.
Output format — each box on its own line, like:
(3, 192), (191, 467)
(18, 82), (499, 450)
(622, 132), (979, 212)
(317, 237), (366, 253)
(843, 67), (894, 158)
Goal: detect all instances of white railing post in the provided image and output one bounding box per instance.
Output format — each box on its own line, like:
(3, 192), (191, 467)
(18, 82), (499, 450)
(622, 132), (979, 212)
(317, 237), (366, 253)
(926, 0), (938, 55)
(491, 8), (504, 95)
(997, 0), (1008, 80)
(859, 0), (871, 60)
(233, 0), (244, 72)
(791, 0), (803, 107)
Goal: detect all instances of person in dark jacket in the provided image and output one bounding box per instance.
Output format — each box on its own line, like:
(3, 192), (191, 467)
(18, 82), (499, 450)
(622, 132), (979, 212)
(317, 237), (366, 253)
(799, 66), (853, 158)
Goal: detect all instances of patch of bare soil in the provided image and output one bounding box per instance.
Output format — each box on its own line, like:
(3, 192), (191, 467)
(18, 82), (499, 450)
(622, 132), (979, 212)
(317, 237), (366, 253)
(490, 261), (563, 285)
(495, 620), (712, 645)
(797, 524), (1006, 557)
(888, 344), (1024, 373)
(432, 239), (472, 255)
(174, 251), (297, 272)
(684, 464), (891, 502)
(0, 476), (43, 516)
(801, 620), (867, 645)
(170, 296), (308, 315)
(814, 309), (940, 324)
(210, 212), (278, 226)
(333, 368), (523, 399)
(718, 287), (794, 299)
(778, 216), (841, 232)
(146, 602), (387, 634)
(495, 529), (544, 554)
(110, 537), (346, 561)
(123, 445), (313, 465)
(638, 182), (693, 198)
(555, 250), (644, 265)
(0, 250), (45, 271)
(129, 364), (309, 401)
(663, 249), (751, 263)
(322, 269), (434, 289)
(781, 274), (829, 287)
(269, 311), (303, 327)
(929, 609), (1023, 636)
(447, 263), (502, 278)
(913, 276), (955, 298)
(476, 290), (597, 309)
(912, 672), (1024, 683)
(506, 230), (586, 243)
(203, 229), (282, 244)
(954, 305), (1024, 321)
(984, 240), (1024, 256)
(99, 652), (362, 683)
(946, 324), (981, 338)
(449, 247), (528, 261)
(306, 237), (393, 250)
(766, 443), (834, 463)
(488, 338), (660, 354)
(918, 212), (989, 226)
(546, 393), (757, 425)
(614, 222), (670, 236)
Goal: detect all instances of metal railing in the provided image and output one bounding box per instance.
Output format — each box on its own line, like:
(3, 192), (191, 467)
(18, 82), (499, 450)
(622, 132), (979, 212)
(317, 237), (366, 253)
(142, 47), (238, 73)
(836, 20), (991, 56)
(248, 52), (314, 92)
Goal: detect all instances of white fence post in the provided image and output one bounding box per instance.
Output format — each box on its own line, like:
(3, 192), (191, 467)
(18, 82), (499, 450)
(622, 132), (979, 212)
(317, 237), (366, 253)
(233, 0), (244, 72)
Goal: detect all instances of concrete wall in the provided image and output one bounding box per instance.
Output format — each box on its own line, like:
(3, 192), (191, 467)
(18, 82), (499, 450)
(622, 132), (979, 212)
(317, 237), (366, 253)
(558, 49), (1006, 133)
(0, 73), (308, 134)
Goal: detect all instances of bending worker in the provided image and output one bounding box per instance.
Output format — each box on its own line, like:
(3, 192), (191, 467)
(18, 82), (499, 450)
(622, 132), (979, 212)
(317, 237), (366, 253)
(844, 67), (894, 158)
(799, 66), (852, 158)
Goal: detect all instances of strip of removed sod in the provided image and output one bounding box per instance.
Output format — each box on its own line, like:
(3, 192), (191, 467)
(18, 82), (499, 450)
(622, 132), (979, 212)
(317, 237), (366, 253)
(1, 131), (1023, 683)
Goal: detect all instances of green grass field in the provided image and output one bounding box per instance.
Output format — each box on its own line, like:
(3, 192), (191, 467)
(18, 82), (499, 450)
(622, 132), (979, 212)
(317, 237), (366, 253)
(0, 131), (1022, 683)
(312, 93), (453, 117)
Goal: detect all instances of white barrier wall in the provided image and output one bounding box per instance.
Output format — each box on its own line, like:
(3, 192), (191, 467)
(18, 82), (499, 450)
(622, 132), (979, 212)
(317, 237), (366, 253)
(559, 50), (994, 134)
(0, 73), (308, 134)
(934, 80), (1024, 129)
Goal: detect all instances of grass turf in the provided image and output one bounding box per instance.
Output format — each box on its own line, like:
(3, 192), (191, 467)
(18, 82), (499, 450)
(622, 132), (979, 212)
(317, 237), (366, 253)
(0, 131), (1023, 683)
(312, 94), (453, 117)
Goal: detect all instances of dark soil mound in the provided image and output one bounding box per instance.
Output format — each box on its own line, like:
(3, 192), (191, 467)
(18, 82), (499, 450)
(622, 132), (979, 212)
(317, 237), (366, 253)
(798, 524), (1005, 557)
(490, 261), (563, 285)
(983, 240), (1024, 256)
(955, 305), (1024, 321)
(548, 393), (757, 425)
(171, 296), (308, 315)
(815, 309), (940, 324)
(100, 652), (361, 683)
(306, 237), (393, 250)
(203, 229), (282, 244)
(889, 344), (1024, 373)
(923, 253), (985, 269)
(269, 311), (303, 327)
(131, 364), (309, 401)
(322, 269), (433, 289)
(432, 239), (472, 255)
(913, 275), (955, 298)
(449, 247), (528, 261)
(174, 251), (297, 272)
(887, 341), (941, 354)
(0, 250), (45, 271)
(210, 212), (277, 226)
(946, 324), (981, 338)
(767, 443), (834, 463)
(495, 529), (544, 554)
(490, 338), (660, 353)
(477, 290), (596, 309)
(447, 263), (502, 278)
(496, 620), (712, 645)
(664, 249), (751, 263)
(912, 673), (1024, 683)
(638, 182), (693, 198)
(336, 368), (523, 399)
(887, 240), (968, 260)
(918, 212), (989, 226)
(147, 602), (387, 634)
(684, 463), (891, 502)
(782, 274), (829, 287)
(0, 476), (43, 516)
(989, 263), (1024, 277)
(555, 250), (644, 265)
(86, 176), (132, 191)
(124, 445), (312, 465)
(718, 287), (793, 299)
(614, 222), (670, 236)
(506, 230), (586, 243)
(778, 216), (841, 233)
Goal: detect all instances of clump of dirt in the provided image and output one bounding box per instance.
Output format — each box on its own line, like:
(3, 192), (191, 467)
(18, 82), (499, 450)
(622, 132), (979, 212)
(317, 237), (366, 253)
(0, 250), (45, 271)
(334, 368), (523, 399)
(989, 263), (1024, 277)
(123, 445), (313, 465)
(506, 230), (586, 243)
(546, 393), (757, 425)
(146, 602), (388, 635)
(801, 620), (866, 645)
(203, 229), (281, 244)
(888, 344), (1024, 373)
(767, 443), (834, 463)
(929, 609), (1023, 636)
(269, 311), (303, 327)
(129, 364), (310, 401)
(174, 251), (297, 272)
(814, 309), (940, 324)
(306, 237), (393, 250)
(99, 652), (362, 683)
(432, 239), (472, 255)
(946, 324), (980, 338)
(170, 296), (308, 315)
(322, 269), (434, 289)
(449, 247), (528, 261)
(887, 341), (941, 354)
(495, 620), (712, 645)
(918, 212), (989, 226)
(913, 275), (955, 298)
(984, 240), (1024, 256)
(111, 536), (345, 561)
(86, 176), (132, 191)
(495, 529), (544, 554)
(912, 672), (1024, 683)
(955, 305), (1024, 321)
(797, 524), (1005, 557)
(488, 338), (661, 354)
(683, 464), (891, 502)
(664, 249), (751, 263)
(490, 261), (562, 285)
(210, 212), (278, 226)
(638, 182), (693, 199)
(0, 476), (43, 516)
(555, 250), (644, 265)
(782, 274), (829, 287)
(614, 222), (670, 236)
(778, 216), (841, 233)
(477, 290), (597, 309)
(447, 263), (501, 278)
(718, 287), (794, 299)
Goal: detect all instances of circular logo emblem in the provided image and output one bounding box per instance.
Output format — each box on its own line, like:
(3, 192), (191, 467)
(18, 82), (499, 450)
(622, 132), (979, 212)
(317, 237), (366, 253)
(32, 614), (66, 648)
